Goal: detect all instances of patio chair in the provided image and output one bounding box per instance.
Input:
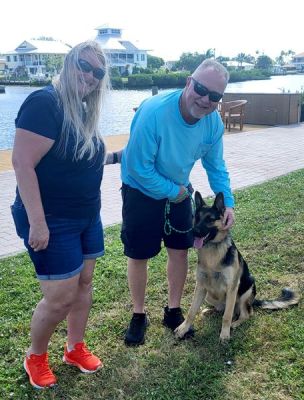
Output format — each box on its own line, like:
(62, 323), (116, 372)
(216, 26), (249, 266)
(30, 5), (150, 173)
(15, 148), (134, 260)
(219, 100), (248, 131)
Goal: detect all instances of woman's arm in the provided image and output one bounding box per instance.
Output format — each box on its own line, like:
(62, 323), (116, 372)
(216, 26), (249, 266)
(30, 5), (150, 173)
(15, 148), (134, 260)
(12, 128), (54, 251)
(104, 149), (123, 165)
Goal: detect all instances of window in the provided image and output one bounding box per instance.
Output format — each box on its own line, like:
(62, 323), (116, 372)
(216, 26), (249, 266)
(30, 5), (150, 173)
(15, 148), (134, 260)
(7, 56), (11, 62)
(14, 56), (17, 62)
(141, 54), (145, 61)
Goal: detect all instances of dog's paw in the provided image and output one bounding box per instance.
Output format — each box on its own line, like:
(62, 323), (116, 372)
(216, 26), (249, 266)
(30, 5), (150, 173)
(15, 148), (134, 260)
(174, 322), (189, 339)
(219, 330), (231, 343)
(231, 320), (242, 329)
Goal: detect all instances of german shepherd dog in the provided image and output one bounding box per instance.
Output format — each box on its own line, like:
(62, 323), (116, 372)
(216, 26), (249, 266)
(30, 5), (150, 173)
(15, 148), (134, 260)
(175, 191), (299, 342)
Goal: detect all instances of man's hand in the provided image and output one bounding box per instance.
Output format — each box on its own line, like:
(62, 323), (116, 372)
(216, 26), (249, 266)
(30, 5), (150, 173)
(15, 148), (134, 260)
(172, 185), (189, 203)
(223, 207), (235, 230)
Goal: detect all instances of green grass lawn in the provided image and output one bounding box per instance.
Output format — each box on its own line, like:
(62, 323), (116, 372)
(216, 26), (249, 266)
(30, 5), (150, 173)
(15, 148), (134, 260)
(0, 170), (303, 400)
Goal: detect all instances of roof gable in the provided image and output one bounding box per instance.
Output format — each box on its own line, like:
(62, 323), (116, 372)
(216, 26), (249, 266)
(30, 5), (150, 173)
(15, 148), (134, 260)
(15, 41), (37, 51)
(7, 39), (71, 55)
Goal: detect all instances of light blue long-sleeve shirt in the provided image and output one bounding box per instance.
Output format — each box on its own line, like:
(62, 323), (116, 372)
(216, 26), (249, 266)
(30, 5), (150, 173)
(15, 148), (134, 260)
(121, 89), (234, 207)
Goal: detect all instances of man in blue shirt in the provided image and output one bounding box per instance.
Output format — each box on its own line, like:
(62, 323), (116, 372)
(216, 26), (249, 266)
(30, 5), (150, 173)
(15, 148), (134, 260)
(121, 59), (235, 346)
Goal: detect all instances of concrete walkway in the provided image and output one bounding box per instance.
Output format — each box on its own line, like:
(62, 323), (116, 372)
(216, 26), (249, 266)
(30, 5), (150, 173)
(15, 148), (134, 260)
(1, 124), (303, 259)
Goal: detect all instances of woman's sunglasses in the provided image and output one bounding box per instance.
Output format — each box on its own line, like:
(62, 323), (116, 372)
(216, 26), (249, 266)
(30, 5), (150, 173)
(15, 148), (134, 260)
(191, 77), (223, 102)
(77, 59), (105, 80)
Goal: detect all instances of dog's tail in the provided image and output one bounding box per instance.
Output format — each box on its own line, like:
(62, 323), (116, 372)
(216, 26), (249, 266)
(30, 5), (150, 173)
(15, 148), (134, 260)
(253, 288), (300, 310)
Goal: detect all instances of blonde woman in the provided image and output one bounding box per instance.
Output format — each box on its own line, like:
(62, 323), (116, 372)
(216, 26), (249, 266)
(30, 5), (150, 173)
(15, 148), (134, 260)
(11, 41), (119, 389)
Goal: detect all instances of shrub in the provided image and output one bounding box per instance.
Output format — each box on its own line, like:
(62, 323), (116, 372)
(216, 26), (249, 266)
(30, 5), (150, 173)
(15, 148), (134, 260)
(127, 74), (153, 88)
(110, 76), (124, 89)
(228, 69), (271, 83)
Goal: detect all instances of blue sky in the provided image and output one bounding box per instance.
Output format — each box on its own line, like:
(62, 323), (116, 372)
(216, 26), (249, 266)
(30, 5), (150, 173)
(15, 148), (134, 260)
(0, 0), (302, 61)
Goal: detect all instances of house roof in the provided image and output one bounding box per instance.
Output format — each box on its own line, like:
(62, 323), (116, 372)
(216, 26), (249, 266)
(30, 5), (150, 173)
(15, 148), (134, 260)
(294, 52), (304, 58)
(97, 37), (126, 51)
(5, 40), (71, 55)
(96, 38), (149, 53)
(95, 25), (149, 53)
(95, 24), (120, 30)
(120, 41), (139, 51)
(226, 61), (254, 67)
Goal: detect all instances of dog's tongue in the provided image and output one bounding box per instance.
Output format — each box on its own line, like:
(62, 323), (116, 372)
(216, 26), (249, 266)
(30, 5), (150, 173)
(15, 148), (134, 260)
(194, 237), (204, 249)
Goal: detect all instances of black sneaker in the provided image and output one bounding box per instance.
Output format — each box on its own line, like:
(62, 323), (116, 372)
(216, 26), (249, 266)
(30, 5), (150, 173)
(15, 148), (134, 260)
(124, 313), (148, 346)
(163, 306), (194, 337)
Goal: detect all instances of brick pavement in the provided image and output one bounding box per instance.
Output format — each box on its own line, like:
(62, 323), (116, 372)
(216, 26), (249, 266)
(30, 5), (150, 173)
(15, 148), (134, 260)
(1, 124), (303, 259)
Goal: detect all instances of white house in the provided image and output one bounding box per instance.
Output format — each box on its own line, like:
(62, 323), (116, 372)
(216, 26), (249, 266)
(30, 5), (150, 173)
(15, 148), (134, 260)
(3, 39), (71, 78)
(95, 25), (149, 74)
(0, 57), (6, 74)
(225, 61), (255, 71)
(291, 52), (304, 72)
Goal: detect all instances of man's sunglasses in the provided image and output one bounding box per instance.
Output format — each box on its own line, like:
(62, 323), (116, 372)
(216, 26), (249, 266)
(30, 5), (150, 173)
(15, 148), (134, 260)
(191, 77), (223, 102)
(77, 59), (105, 80)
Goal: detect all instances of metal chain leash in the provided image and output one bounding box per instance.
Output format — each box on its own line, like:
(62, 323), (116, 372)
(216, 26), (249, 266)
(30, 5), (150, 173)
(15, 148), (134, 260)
(164, 191), (196, 235)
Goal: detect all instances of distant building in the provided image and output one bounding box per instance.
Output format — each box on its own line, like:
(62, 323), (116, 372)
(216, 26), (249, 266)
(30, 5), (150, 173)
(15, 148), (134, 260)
(0, 57), (5, 74)
(224, 61), (255, 71)
(2, 39), (71, 78)
(162, 60), (176, 71)
(272, 64), (285, 75)
(95, 25), (149, 74)
(291, 52), (304, 72)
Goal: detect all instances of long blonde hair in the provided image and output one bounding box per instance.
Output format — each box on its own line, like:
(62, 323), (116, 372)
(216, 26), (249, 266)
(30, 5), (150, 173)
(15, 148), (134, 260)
(53, 40), (110, 160)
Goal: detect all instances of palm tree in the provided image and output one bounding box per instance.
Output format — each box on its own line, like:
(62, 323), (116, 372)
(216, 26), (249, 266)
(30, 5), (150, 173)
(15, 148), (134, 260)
(235, 53), (246, 68)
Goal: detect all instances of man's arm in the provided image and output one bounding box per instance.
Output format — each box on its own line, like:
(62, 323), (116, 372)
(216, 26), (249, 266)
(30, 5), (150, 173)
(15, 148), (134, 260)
(201, 124), (235, 227)
(124, 121), (180, 200)
(201, 131), (234, 209)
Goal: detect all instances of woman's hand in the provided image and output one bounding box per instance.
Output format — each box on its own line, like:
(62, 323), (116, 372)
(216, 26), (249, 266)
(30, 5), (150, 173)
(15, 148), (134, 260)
(28, 220), (50, 251)
(105, 149), (123, 165)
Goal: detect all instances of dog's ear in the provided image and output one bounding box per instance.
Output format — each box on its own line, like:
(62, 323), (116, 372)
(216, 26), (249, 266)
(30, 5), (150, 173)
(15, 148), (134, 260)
(195, 191), (207, 210)
(214, 192), (225, 214)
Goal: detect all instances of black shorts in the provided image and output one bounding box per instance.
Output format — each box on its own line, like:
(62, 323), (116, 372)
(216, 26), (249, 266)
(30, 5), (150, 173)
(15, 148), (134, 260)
(120, 184), (194, 259)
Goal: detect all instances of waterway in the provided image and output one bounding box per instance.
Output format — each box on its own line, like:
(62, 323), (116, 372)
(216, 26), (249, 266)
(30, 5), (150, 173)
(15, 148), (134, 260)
(1, 74), (304, 150)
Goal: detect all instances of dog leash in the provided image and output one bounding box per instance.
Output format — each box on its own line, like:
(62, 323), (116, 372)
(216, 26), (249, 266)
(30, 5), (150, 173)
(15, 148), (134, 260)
(164, 190), (196, 235)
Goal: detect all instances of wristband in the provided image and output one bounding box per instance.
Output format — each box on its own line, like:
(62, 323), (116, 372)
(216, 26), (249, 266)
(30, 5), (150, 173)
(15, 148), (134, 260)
(112, 152), (118, 164)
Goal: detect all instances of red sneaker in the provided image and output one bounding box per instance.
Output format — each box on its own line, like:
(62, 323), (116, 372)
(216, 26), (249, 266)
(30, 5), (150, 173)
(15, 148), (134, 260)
(63, 342), (103, 373)
(24, 353), (57, 389)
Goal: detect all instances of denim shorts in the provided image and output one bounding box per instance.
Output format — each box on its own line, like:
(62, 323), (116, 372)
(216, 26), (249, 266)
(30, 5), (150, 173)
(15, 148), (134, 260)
(11, 202), (104, 280)
(120, 184), (194, 259)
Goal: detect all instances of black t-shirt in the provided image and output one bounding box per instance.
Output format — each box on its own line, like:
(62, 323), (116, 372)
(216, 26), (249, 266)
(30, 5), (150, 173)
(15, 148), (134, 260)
(15, 85), (104, 218)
